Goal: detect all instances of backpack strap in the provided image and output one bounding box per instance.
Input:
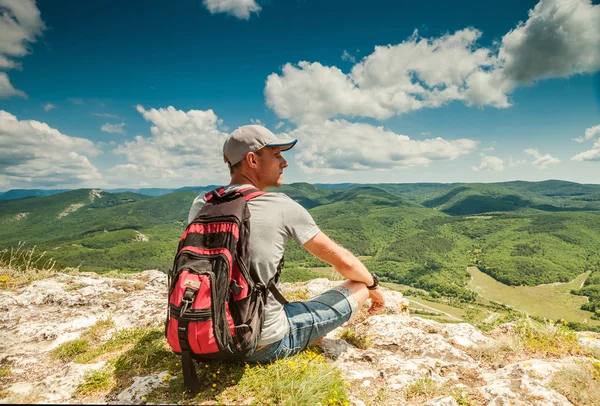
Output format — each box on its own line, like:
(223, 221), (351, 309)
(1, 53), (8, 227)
(178, 320), (200, 393)
(204, 186), (266, 202)
(206, 186), (287, 306)
(267, 256), (288, 305)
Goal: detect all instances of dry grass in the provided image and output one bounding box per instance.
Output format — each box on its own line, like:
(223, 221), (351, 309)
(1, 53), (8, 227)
(0, 243), (61, 288)
(549, 362), (600, 406)
(470, 318), (589, 367)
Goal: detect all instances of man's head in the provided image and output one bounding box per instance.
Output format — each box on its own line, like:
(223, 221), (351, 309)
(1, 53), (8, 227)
(223, 125), (297, 190)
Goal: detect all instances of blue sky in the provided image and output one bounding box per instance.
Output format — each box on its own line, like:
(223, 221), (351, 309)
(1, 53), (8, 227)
(0, 0), (599, 190)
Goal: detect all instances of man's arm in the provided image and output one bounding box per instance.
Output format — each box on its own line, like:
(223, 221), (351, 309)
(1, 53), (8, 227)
(303, 231), (385, 313)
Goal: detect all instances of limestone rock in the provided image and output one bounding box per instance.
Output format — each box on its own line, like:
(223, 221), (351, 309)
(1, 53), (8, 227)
(1, 271), (598, 406)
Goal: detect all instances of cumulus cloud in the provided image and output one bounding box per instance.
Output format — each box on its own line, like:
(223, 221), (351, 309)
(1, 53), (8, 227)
(279, 120), (478, 174)
(524, 148), (561, 169)
(266, 29), (497, 123)
(0, 110), (102, 188)
(499, 0), (600, 85)
(265, 0), (600, 124)
(202, 0), (261, 19)
(101, 122), (126, 134)
(0, 0), (45, 98)
(109, 105), (229, 184)
(0, 72), (26, 98)
(472, 155), (504, 172)
(573, 124), (600, 143)
(43, 103), (57, 111)
(571, 139), (600, 161)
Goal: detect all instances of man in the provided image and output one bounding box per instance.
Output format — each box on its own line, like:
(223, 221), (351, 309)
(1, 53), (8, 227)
(188, 124), (385, 363)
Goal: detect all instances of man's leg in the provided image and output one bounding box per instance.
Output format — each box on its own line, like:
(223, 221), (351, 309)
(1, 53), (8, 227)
(246, 280), (370, 363)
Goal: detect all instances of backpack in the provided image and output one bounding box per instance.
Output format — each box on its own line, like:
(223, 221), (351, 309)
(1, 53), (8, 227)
(165, 186), (288, 392)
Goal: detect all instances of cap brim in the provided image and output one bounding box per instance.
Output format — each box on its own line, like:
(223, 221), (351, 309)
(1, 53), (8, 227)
(266, 139), (297, 152)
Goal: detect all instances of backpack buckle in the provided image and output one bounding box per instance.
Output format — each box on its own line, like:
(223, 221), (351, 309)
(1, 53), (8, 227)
(180, 284), (200, 317)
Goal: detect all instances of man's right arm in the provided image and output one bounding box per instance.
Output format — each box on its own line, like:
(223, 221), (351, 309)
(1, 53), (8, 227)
(303, 231), (385, 313)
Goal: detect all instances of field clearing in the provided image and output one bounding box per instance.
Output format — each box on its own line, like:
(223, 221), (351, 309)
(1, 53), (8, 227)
(468, 266), (600, 326)
(382, 282), (467, 321)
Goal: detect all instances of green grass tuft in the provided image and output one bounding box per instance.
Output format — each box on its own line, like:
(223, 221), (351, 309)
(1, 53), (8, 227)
(52, 339), (90, 361)
(339, 327), (373, 349)
(76, 368), (115, 396)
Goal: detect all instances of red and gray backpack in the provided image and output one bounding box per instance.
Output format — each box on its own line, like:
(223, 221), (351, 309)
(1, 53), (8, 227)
(165, 186), (288, 392)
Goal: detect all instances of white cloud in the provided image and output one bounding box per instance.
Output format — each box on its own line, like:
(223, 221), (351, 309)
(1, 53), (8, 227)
(571, 139), (600, 161)
(508, 156), (527, 167)
(499, 0), (600, 85)
(265, 0), (600, 124)
(341, 50), (356, 63)
(109, 105), (229, 184)
(573, 124), (600, 143)
(69, 97), (84, 105)
(524, 148), (561, 169)
(43, 103), (57, 111)
(101, 122), (126, 134)
(0, 0), (45, 98)
(0, 110), (102, 188)
(250, 118), (263, 125)
(274, 121), (285, 130)
(280, 120), (478, 174)
(0, 72), (26, 98)
(202, 0), (260, 19)
(92, 112), (120, 119)
(472, 155), (504, 172)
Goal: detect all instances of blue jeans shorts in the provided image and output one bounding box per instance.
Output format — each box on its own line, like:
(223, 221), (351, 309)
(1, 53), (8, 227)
(246, 285), (359, 363)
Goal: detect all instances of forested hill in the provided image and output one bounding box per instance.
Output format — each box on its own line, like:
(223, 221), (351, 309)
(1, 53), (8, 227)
(2, 180), (600, 319)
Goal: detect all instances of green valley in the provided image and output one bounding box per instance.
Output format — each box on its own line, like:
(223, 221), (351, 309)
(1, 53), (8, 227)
(2, 180), (600, 327)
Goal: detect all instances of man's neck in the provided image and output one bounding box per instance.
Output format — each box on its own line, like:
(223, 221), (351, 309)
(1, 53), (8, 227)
(230, 174), (263, 190)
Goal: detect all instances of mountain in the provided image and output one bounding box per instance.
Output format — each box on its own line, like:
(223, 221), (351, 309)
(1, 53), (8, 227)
(1, 181), (599, 296)
(0, 189), (70, 200)
(422, 183), (600, 215)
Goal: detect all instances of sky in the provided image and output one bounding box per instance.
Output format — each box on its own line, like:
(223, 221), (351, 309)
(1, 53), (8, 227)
(0, 0), (599, 191)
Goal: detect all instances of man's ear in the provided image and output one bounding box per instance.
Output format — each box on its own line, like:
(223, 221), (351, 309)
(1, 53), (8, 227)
(246, 152), (259, 168)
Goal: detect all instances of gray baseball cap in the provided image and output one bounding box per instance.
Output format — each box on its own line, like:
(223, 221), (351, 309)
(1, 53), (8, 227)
(223, 125), (297, 166)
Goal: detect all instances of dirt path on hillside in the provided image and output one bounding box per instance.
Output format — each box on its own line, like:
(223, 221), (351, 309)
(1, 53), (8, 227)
(407, 298), (463, 321)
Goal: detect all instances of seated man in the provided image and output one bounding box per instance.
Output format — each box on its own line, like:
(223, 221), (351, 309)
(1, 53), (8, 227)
(187, 124), (385, 363)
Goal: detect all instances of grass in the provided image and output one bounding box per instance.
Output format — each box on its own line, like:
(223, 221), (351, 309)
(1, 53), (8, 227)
(66, 323), (350, 406)
(403, 378), (477, 405)
(52, 318), (115, 362)
(549, 361), (600, 406)
(339, 327), (372, 349)
(76, 368), (115, 396)
(0, 243), (60, 289)
(147, 348), (350, 406)
(470, 318), (590, 367)
(0, 365), (10, 378)
(468, 266), (600, 326)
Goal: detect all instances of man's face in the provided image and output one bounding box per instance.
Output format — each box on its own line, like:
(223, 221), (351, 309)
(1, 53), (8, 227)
(257, 146), (288, 188)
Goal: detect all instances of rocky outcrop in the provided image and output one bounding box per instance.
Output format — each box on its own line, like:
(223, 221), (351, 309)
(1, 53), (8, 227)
(57, 203), (85, 219)
(0, 274), (599, 405)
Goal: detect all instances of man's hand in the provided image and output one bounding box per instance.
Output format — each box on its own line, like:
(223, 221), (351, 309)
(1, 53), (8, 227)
(368, 286), (385, 315)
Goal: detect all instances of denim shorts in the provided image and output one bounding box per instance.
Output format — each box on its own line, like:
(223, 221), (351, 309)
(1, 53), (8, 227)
(246, 285), (358, 363)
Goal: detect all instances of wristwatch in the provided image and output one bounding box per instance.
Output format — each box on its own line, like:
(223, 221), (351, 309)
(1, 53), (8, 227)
(366, 272), (380, 290)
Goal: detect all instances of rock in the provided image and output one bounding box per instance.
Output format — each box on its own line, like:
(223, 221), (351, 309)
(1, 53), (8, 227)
(113, 371), (169, 405)
(440, 323), (492, 348)
(423, 396), (459, 406)
(2, 272), (599, 406)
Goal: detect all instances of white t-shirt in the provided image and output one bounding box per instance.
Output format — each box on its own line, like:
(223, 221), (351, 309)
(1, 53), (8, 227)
(187, 184), (320, 345)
